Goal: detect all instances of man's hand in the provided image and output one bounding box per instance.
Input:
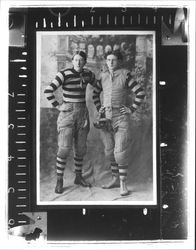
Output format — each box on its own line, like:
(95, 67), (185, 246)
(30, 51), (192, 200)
(99, 106), (105, 114)
(120, 105), (131, 115)
(56, 104), (62, 111)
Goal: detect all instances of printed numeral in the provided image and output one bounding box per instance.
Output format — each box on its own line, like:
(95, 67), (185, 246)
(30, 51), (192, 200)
(8, 155), (14, 161)
(90, 7), (95, 13)
(8, 92), (15, 98)
(8, 124), (15, 130)
(121, 7), (127, 13)
(8, 187), (15, 193)
(8, 219), (15, 226)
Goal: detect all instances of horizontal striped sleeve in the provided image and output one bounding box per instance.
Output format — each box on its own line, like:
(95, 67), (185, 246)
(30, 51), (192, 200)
(54, 71), (64, 87)
(128, 76), (145, 112)
(93, 80), (102, 111)
(44, 71), (64, 107)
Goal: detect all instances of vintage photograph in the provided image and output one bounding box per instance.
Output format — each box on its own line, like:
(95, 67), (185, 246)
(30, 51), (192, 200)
(36, 30), (156, 205)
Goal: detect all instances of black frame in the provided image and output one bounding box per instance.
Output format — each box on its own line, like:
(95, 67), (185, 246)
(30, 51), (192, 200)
(8, 6), (188, 242)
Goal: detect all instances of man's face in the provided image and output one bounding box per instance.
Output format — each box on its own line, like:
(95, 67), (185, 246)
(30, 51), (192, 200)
(106, 54), (119, 71)
(72, 54), (86, 72)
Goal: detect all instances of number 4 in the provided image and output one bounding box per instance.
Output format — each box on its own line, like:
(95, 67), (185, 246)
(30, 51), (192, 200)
(8, 155), (14, 161)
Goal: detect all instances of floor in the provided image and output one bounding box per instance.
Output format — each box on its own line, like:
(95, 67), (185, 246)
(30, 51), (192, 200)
(39, 163), (154, 205)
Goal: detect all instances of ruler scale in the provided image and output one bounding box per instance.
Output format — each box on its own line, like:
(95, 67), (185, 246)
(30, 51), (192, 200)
(8, 47), (30, 228)
(8, 6), (159, 230)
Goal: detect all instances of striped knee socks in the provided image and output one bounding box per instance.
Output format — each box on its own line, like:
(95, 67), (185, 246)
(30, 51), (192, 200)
(74, 155), (83, 175)
(111, 162), (119, 176)
(56, 156), (66, 177)
(118, 164), (128, 181)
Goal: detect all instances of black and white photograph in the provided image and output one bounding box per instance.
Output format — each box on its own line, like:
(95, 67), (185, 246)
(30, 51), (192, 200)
(36, 31), (157, 205)
(2, 2), (195, 249)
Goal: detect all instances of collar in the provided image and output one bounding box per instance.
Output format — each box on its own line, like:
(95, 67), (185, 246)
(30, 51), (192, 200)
(102, 67), (122, 77)
(71, 67), (84, 74)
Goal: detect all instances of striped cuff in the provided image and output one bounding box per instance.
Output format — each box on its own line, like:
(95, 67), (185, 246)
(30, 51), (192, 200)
(129, 106), (137, 113)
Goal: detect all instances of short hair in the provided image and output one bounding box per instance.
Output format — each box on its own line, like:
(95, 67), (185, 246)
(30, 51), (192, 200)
(72, 50), (87, 61)
(104, 50), (123, 60)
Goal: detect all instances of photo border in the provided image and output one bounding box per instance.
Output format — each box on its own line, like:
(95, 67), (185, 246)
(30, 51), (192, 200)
(36, 30), (157, 207)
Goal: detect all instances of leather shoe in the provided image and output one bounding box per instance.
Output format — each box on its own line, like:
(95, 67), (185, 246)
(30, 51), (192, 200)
(74, 175), (91, 187)
(55, 178), (63, 194)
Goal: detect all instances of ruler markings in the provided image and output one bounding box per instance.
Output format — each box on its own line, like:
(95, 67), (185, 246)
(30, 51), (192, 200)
(74, 15), (76, 27)
(17, 149), (26, 152)
(17, 188), (27, 191)
(17, 181), (27, 184)
(154, 15), (156, 24)
(17, 188), (27, 192)
(146, 16), (149, 24)
(138, 13), (141, 24)
(122, 15), (125, 25)
(20, 67), (27, 70)
(130, 16), (132, 24)
(16, 205), (27, 208)
(10, 48), (29, 226)
(114, 16), (117, 25)
(10, 59), (26, 63)
(107, 14), (109, 25)
(17, 197), (27, 200)
(19, 75), (27, 78)
(58, 13), (61, 27)
(16, 173), (27, 176)
(99, 16), (102, 25)
(43, 18), (46, 28)
(17, 157), (27, 160)
(91, 16), (94, 25)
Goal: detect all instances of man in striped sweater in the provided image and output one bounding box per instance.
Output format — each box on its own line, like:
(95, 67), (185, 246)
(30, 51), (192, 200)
(44, 51), (95, 194)
(93, 50), (145, 196)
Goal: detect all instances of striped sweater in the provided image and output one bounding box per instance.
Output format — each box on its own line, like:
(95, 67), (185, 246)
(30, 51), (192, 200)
(93, 68), (145, 112)
(44, 67), (95, 107)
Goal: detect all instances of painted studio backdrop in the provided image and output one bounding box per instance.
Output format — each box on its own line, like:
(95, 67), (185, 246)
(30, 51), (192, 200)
(36, 31), (156, 205)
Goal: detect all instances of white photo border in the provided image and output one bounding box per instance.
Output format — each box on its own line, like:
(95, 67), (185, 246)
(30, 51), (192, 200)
(36, 30), (157, 206)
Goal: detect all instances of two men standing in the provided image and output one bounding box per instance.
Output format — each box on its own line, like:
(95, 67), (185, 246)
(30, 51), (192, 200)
(44, 49), (145, 196)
